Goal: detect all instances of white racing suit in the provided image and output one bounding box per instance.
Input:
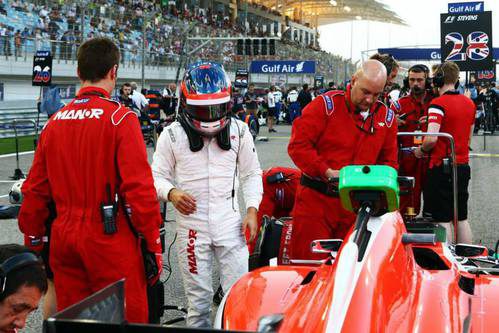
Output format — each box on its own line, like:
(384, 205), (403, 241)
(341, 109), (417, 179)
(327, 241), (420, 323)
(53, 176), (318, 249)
(152, 119), (263, 327)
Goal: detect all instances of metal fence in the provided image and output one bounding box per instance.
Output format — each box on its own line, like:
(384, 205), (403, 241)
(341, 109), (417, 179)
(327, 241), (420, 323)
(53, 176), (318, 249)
(0, 106), (46, 139)
(0, 35), (354, 79)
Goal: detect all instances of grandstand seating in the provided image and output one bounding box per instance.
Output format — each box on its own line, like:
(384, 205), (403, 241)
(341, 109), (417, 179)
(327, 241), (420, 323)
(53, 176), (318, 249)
(0, 0), (353, 77)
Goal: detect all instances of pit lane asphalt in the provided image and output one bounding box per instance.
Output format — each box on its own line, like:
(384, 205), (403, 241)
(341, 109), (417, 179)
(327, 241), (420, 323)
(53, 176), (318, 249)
(0, 124), (498, 332)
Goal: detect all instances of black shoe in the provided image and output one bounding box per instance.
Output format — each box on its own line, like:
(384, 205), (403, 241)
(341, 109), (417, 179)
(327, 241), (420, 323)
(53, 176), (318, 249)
(269, 129), (277, 133)
(213, 284), (224, 306)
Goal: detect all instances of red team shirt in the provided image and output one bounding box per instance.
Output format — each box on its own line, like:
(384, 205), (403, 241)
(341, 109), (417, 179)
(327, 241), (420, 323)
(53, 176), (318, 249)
(391, 93), (432, 147)
(427, 91), (475, 167)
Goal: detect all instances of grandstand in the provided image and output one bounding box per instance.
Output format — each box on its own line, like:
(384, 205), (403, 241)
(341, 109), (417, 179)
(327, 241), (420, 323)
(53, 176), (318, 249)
(0, 0), (401, 101)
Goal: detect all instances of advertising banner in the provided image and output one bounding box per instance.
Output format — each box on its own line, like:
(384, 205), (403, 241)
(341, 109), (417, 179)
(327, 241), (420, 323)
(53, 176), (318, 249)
(249, 60), (316, 74)
(440, 11), (493, 71)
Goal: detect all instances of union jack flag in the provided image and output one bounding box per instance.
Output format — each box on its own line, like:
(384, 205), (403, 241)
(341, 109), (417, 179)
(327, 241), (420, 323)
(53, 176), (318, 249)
(467, 31), (489, 60)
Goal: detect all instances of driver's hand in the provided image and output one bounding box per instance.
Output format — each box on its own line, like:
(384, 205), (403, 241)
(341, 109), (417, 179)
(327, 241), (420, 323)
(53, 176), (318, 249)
(168, 188), (197, 215)
(242, 208), (258, 242)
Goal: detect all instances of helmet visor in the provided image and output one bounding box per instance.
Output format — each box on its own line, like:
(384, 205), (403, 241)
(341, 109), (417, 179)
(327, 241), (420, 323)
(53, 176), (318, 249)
(184, 103), (228, 122)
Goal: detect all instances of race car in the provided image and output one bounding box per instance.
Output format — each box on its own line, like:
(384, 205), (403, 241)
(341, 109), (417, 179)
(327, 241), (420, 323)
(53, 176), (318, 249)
(215, 164), (499, 332)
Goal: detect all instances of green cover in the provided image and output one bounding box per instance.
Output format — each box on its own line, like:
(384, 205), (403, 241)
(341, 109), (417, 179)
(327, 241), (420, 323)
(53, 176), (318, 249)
(339, 165), (399, 212)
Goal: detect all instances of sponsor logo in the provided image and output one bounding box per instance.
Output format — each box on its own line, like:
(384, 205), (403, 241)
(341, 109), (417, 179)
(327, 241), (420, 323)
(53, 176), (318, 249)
(448, 2), (483, 14)
(323, 95), (334, 115)
(444, 15), (455, 24)
(430, 51), (441, 60)
(385, 108), (394, 127)
(73, 98), (90, 104)
(378, 122), (385, 127)
(280, 222), (293, 265)
(457, 15), (478, 21)
(187, 229), (198, 274)
(53, 108), (104, 120)
(429, 115), (438, 120)
(28, 236), (43, 246)
(295, 61), (305, 73)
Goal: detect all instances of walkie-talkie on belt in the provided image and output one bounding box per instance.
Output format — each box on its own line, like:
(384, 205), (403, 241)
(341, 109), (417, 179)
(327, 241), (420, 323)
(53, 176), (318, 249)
(101, 184), (117, 234)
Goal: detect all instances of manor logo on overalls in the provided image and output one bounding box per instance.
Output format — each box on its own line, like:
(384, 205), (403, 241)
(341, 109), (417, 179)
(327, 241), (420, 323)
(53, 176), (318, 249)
(53, 108), (104, 120)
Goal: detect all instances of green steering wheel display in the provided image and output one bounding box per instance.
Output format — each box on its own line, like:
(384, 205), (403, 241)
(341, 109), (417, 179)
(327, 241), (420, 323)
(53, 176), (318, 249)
(339, 165), (399, 214)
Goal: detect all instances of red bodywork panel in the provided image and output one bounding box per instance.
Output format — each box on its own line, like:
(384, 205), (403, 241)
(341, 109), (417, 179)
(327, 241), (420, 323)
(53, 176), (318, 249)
(221, 213), (499, 332)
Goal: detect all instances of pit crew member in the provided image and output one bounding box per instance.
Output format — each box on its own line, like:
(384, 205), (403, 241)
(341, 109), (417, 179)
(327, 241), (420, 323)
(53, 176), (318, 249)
(414, 61), (475, 243)
(288, 60), (398, 260)
(18, 37), (162, 323)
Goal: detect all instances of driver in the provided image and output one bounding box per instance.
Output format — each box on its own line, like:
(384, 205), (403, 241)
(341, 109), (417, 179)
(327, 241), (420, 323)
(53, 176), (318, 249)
(152, 62), (263, 328)
(288, 60), (398, 260)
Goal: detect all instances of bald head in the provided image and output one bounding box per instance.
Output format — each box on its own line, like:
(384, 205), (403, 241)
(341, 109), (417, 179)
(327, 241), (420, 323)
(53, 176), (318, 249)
(350, 60), (387, 111)
(354, 60), (387, 86)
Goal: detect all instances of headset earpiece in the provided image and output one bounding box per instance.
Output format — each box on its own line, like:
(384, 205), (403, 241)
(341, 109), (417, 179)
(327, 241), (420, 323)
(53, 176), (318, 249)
(0, 252), (41, 294)
(403, 77), (409, 90)
(405, 64), (432, 91)
(432, 66), (445, 88)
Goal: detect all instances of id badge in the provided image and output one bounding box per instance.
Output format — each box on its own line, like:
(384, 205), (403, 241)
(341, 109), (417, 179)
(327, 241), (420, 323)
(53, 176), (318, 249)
(414, 130), (423, 145)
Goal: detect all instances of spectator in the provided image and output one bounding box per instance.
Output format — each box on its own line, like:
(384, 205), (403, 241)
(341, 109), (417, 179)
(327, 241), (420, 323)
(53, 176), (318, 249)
(244, 83), (259, 119)
(286, 86), (300, 123)
(297, 83), (312, 110)
(267, 85), (277, 132)
(161, 83), (177, 117)
(118, 82), (138, 112)
(14, 30), (21, 57)
(130, 81), (149, 111)
(273, 86), (283, 124)
(34, 29), (42, 52)
(0, 1), (7, 15)
(326, 81), (337, 91)
(0, 244), (48, 332)
(39, 6), (49, 19)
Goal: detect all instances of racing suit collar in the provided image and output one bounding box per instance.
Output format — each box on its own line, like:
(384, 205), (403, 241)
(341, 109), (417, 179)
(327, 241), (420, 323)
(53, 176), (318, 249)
(77, 86), (111, 99)
(346, 84), (379, 134)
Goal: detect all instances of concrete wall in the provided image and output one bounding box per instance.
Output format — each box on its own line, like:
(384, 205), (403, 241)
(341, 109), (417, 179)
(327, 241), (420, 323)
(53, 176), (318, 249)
(0, 57), (318, 101)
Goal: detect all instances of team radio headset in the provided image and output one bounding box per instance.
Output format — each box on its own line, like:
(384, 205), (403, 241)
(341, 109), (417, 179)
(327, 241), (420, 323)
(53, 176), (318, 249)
(401, 64), (432, 144)
(0, 252), (42, 294)
(402, 64), (432, 91)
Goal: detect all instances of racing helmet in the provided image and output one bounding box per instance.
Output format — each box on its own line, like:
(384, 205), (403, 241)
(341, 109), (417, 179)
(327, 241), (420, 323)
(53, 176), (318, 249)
(180, 62), (232, 136)
(9, 179), (25, 205)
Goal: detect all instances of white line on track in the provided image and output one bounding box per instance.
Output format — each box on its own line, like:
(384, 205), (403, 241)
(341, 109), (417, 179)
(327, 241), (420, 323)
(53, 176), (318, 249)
(0, 151), (35, 159)
(470, 153), (499, 158)
(0, 194), (9, 198)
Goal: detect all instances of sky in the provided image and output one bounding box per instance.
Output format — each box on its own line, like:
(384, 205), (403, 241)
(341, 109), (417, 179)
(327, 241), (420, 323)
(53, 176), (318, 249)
(318, 0), (499, 62)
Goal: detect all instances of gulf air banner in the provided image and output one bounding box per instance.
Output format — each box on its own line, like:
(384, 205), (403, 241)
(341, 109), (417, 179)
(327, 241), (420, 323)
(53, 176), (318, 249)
(440, 11), (493, 71)
(249, 60), (316, 74)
